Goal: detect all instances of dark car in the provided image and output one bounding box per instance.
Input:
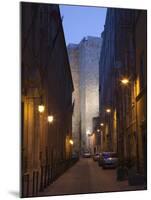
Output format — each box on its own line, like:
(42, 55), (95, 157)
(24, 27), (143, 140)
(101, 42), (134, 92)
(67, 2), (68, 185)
(98, 152), (118, 168)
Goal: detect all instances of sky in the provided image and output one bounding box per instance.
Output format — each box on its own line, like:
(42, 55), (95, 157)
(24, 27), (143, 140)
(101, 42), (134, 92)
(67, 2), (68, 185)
(60, 5), (107, 45)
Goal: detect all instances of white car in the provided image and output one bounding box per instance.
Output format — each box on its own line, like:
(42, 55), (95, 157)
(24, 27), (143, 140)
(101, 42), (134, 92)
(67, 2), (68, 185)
(83, 151), (91, 158)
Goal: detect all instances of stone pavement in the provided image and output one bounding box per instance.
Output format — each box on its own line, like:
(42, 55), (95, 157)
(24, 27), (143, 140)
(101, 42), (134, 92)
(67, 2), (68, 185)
(39, 158), (146, 197)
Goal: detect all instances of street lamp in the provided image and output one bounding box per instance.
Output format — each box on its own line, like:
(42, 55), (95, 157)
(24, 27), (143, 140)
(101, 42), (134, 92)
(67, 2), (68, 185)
(86, 130), (91, 135)
(69, 139), (74, 145)
(121, 78), (129, 85)
(38, 105), (45, 113)
(97, 129), (100, 132)
(106, 108), (111, 113)
(48, 115), (54, 123)
(100, 123), (104, 127)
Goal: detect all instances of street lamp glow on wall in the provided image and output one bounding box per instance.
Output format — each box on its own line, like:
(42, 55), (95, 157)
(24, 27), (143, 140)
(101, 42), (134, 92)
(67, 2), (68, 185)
(48, 115), (54, 123)
(38, 105), (45, 113)
(121, 78), (129, 85)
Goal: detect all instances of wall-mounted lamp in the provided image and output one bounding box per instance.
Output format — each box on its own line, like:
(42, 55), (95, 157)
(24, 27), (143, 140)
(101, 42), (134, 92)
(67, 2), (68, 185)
(121, 78), (129, 85)
(106, 108), (111, 113)
(38, 105), (45, 113)
(86, 130), (91, 135)
(48, 115), (54, 123)
(69, 139), (74, 145)
(100, 123), (104, 127)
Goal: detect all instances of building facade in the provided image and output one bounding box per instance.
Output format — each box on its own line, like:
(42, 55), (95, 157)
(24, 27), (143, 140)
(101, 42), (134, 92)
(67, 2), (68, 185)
(134, 10), (147, 177)
(99, 8), (147, 181)
(21, 2), (74, 197)
(68, 36), (102, 152)
(67, 44), (81, 154)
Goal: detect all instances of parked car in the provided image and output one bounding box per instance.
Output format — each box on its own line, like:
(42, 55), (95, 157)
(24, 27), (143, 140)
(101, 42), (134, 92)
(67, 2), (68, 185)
(93, 153), (101, 161)
(83, 151), (91, 158)
(99, 152), (118, 169)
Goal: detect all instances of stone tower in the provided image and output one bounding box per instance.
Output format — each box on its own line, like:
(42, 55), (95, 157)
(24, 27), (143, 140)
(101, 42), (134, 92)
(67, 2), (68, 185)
(67, 44), (81, 153)
(68, 36), (102, 152)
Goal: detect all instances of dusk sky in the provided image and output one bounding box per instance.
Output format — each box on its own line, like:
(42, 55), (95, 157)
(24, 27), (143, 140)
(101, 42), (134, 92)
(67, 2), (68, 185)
(60, 5), (107, 45)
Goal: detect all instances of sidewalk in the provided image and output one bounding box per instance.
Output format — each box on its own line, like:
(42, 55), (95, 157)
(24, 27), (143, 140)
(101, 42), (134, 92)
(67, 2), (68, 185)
(39, 158), (146, 197)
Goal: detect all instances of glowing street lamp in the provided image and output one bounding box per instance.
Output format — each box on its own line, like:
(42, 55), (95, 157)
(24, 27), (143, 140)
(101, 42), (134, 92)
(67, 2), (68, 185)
(38, 105), (45, 113)
(48, 115), (54, 123)
(100, 123), (104, 127)
(106, 108), (111, 113)
(97, 129), (100, 132)
(86, 130), (91, 135)
(69, 139), (74, 145)
(121, 78), (129, 85)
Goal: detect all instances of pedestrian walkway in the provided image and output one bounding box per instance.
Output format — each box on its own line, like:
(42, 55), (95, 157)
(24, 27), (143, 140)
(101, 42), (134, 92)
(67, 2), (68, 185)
(39, 158), (146, 197)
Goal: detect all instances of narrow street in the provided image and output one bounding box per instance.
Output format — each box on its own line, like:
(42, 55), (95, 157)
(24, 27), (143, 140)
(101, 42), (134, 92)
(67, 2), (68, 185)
(39, 158), (145, 197)
(21, 4), (147, 198)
